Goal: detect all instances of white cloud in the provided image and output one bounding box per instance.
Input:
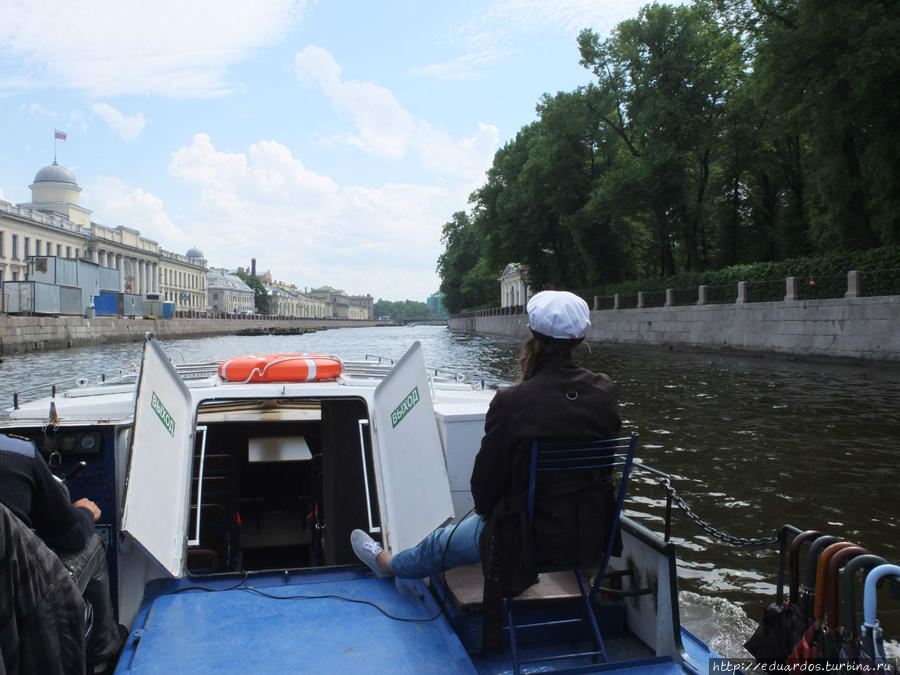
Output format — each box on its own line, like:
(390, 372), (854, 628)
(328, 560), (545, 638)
(0, 0), (308, 97)
(416, 0), (653, 80)
(91, 103), (146, 141)
(166, 133), (468, 300)
(295, 46), (498, 181)
(87, 176), (187, 248)
(19, 102), (58, 119)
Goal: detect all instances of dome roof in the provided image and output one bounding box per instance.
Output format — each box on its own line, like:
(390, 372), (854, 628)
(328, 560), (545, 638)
(33, 162), (78, 186)
(186, 247), (205, 259)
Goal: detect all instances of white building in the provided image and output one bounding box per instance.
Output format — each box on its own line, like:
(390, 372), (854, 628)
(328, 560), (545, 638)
(207, 268), (255, 314)
(1, 163), (208, 312)
(499, 263), (530, 308)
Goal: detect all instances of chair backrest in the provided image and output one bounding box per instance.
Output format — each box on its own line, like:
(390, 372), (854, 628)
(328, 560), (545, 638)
(527, 432), (638, 570)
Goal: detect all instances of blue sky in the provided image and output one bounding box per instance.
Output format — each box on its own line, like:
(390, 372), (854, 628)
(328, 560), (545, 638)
(0, 0), (651, 302)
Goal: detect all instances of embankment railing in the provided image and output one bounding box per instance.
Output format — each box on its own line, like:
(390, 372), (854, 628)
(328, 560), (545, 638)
(454, 269), (898, 318)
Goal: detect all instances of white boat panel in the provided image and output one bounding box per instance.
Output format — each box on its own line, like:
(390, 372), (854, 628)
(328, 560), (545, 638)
(372, 341), (454, 554)
(121, 334), (195, 577)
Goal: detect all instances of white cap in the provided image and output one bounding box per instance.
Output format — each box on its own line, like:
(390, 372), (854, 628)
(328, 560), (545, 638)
(527, 290), (590, 340)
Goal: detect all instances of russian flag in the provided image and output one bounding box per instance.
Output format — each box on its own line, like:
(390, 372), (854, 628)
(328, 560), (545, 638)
(54, 129), (67, 140)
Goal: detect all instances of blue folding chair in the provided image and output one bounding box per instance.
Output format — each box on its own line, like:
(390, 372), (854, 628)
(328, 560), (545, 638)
(505, 432), (638, 674)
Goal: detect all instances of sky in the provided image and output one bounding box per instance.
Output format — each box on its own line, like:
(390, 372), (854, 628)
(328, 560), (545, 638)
(0, 0), (652, 302)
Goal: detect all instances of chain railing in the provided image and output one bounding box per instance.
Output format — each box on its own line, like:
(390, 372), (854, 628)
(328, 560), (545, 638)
(632, 464), (779, 548)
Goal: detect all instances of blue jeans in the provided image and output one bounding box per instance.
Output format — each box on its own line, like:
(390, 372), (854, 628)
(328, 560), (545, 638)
(390, 513), (485, 578)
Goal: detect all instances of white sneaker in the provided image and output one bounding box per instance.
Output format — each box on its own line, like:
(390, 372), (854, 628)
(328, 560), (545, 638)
(351, 529), (390, 577)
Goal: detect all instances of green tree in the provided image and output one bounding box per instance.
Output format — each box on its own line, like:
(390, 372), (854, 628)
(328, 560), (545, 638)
(373, 300), (430, 319)
(436, 211), (496, 313)
(235, 270), (270, 314)
(714, 0), (900, 251)
(578, 2), (743, 275)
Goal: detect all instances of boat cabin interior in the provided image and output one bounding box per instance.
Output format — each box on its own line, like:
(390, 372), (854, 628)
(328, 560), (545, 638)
(186, 396), (380, 575)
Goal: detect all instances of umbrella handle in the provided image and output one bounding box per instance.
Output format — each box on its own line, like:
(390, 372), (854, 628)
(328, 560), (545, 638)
(789, 530), (822, 604)
(841, 554), (888, 634)
(825, 546), (868, 632)
(814, 542), (857, 625)
(805, 535), (842, 591)
(862, 564), (900, 628)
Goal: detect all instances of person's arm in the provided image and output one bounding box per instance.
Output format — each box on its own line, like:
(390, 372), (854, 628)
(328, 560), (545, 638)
(29, 453), (97, 551)
(470, 391), (511, 515)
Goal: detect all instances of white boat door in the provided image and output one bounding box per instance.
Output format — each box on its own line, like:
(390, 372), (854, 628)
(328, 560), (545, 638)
(121, 333), (195, 577)
(371, 341), (455, 554)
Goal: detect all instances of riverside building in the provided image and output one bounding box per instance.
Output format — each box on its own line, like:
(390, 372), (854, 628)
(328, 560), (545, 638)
(0, 162), (207, 313)
(207, 268), (255, 315)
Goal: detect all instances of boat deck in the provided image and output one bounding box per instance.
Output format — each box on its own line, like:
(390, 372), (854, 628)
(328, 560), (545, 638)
(115, 566), (715, 674)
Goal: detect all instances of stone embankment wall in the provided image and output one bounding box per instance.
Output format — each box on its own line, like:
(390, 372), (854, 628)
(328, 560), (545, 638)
(450, 295), (900, 362)
(0, 316), (378, 356)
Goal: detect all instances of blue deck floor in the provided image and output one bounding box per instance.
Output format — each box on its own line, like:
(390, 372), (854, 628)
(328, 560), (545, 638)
(114, 567), (718, 675)
(115, 568), (474, 674)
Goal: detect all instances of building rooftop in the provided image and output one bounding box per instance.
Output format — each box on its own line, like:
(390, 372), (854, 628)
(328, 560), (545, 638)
(33, 162), (79, 187)
(207, 270), (252, 292)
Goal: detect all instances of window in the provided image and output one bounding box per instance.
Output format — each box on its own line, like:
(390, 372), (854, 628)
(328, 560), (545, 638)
(35, 239), (41, 255)
(46, 241), (52, 255)
(12, 234), (18, 259)
(24, 237), (30, 257)
(66, 246), (71, 258)
(56, 244), (62, 256)
(0, 231), (4, 258)
(12, 270), (19, 281)
(75, 248), (79, 258)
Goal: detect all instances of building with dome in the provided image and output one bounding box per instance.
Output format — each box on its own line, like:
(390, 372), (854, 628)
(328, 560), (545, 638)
(1, 162), (208, 313)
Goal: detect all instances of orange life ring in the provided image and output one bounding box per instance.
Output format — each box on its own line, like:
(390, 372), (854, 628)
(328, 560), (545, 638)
(218, 353), (342, 383)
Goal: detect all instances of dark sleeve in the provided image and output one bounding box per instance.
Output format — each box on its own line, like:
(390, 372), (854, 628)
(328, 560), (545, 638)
(470, 390), (511, 516)
(29, 452), (94, 552)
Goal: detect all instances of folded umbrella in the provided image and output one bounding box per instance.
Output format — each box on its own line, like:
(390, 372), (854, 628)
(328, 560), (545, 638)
(744, 530), (821, 663)
(787, 541), (857, 666)
(839, 554), (888, 660)
(859, 564), (900, 667)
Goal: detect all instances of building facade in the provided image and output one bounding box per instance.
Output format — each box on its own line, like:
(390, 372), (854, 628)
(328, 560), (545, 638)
(426, 291), (447, 317)
(309, 286), (373, 320)
(1, 163), (207, 312)
(257, 271), (330, 318)
(499, 263), (530, 308)
(207, 268), (255, 314)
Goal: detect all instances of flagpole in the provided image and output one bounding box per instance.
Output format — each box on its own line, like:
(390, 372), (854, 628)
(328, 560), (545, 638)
(54, 130), (57, 163)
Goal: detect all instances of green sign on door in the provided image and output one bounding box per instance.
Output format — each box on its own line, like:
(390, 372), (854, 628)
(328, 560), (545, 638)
(391, 386), (420, 428)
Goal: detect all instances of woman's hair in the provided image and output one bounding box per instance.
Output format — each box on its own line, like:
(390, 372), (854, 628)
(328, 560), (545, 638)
(518, 334), (578, 382)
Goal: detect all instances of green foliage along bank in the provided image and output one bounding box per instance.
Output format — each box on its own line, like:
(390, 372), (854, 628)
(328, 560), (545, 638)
(437, 0), (900, 314)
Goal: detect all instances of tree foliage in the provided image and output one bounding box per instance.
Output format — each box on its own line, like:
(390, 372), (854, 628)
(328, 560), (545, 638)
(234, 270), (270, 314)
(438, 0), (900, 306)
(373, 299), (432, 319)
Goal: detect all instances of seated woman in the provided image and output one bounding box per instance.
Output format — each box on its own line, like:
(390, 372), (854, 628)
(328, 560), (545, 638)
(352, 290), (623, 648)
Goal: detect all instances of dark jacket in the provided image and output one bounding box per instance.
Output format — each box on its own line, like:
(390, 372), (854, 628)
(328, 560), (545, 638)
(471, 350), (622, 651)
(0, 434), (95, 553)
(0, 501), (86, 675)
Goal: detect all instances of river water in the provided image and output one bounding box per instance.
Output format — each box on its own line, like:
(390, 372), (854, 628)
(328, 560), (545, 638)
(1, 324), (898, 658)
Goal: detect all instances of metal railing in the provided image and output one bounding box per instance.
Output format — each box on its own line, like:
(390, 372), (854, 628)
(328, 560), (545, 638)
(859, 269), (900, 297)
(798, 274), (845, 301)
(453, 268), (900, 318)
(746, 279), (785, 303)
